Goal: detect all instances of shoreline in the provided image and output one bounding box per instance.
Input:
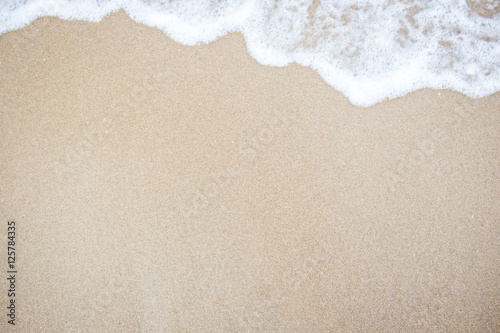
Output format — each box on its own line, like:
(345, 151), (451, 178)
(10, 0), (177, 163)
(1, 11), (499, 331)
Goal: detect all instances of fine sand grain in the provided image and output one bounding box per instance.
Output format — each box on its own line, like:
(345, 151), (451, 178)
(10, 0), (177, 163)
(1, 11), (499, 332)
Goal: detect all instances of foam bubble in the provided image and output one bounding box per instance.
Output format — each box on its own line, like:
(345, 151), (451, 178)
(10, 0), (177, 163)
(1, 0), (499, 106)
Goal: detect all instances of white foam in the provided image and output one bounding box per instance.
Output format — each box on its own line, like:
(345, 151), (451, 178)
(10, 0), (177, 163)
(1, 0), (499, 106)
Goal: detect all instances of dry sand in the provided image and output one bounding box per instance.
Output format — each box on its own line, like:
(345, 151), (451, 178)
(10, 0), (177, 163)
(0, 10), (499, 332)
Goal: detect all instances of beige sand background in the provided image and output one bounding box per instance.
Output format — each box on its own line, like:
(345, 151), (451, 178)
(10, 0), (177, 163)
(0, 10), (499, 332)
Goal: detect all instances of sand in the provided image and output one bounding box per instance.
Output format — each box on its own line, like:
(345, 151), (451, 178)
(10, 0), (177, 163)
(0, 10), (499, 332)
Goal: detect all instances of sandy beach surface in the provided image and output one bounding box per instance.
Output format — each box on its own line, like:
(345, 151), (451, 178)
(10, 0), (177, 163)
(1, 11), (499, 332)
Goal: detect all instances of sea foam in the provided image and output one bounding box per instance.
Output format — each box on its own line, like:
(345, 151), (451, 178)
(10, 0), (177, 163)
(1, 0), (499, 106)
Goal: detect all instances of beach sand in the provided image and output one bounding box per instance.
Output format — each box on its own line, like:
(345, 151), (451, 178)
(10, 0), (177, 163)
(0, 10), (499, 331)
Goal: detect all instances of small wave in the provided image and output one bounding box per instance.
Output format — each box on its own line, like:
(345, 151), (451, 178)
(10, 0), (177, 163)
(1, 0), (499, 106)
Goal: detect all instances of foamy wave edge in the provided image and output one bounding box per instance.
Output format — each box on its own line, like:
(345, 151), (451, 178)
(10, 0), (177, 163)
(1, 0), (499, 107)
